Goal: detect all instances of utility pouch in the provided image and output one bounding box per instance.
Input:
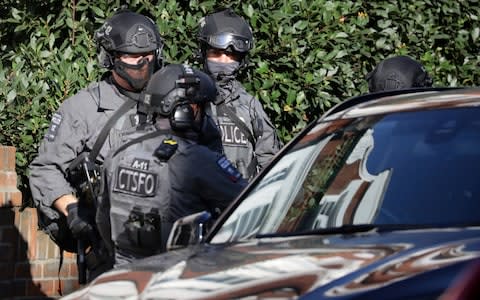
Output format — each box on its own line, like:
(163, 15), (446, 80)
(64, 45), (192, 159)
(124, 207), (144, 247)
(139, 208), (162, 249)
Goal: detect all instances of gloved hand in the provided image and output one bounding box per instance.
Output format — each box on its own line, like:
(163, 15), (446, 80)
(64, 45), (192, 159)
(66, 202), (94, 241)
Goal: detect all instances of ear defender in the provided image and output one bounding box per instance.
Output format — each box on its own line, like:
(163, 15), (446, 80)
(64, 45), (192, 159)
(169, 102), (195, 131)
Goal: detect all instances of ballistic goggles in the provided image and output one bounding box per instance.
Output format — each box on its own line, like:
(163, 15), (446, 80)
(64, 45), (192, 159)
(205, 33), (252, 52)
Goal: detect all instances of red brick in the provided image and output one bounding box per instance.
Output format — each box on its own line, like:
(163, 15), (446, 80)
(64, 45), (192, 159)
(64, 262), (78, 278)
(0, 146), (16, 171)
(0, 263), (14, 280)
(30, 279), (57, 297)
(34, 230), (53, 260)
(0, 190), (22, 207)
(24, 279), (51, 297)
(15, 261), (39, 279)
(13, 279), (27, 297)
(0, 146), (22, 207)
(58, 278), (80, 297)
(17, 210), (36, 260)
(0, 243), (15, 262)
(43, 260), (61, 279)
(48, 239), (60, 259)
(0, 208), (14, 225)
(0, 281), (16, 298)
(36, 234), (64, 262)
(29, 262), (44, 279)
(69, 261), (79, 278)
(0, 171), (18, 188)
(43, 259), (77, 279)
(0, 227), (17, 245)
(64, 250), (76, 258)
(34, 235), (47, 260)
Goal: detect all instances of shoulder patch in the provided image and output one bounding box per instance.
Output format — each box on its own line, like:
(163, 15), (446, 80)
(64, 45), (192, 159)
(216, 156), (242, 182)
(44, 112), (63, 142)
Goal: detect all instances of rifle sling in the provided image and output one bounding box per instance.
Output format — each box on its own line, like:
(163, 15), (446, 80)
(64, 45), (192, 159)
(112, 129), (172, 157)
(89, 98), (137, 162)
(218, 103), (256, 148)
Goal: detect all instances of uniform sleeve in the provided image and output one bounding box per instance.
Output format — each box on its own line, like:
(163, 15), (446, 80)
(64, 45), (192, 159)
(249, 97), (283, 169)
(28, 91), (98, 218)
(187, 146), (247, 212)
(198, 114), (224, 154)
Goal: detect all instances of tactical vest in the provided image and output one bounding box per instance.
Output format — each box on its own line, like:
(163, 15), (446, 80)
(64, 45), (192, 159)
(210, 102), (262, 179)
(106, 128), (175, 258)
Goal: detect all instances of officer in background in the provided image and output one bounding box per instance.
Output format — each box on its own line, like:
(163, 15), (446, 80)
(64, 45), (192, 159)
(28, 9), (164, 280)
(196, 8), (283, 181)
(96, 64), (247, 267)
(366, 55), (433, 92)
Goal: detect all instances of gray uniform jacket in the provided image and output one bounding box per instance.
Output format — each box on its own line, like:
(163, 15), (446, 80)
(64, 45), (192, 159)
(96, 120), (247, 265)
(29, 79), (140, 221)
(208, 79), (282, 180)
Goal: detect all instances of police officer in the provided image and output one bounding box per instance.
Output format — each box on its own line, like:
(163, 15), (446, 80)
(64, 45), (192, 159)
(28, 9), (164, 280)
(197, 8), (283, 180)
(366, 55), (433, 92)
(96, 64), (247, 267)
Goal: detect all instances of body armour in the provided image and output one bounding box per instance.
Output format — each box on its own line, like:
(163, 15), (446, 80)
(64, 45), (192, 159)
(97, 121), (247, 267)
(208, 79), (282, 180)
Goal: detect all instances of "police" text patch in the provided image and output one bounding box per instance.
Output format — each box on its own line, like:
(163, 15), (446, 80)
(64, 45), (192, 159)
(219, 122), (248, 146)
(113, 166), (157, 197)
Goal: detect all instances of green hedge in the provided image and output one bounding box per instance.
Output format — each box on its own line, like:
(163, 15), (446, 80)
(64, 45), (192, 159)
(1, 0), (479, 205)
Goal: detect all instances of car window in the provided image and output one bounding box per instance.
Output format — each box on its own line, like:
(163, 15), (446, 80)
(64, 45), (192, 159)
(212, 107), (480, 244)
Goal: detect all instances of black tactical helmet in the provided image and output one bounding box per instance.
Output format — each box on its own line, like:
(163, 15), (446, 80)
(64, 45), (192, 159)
(94, 9), (163, 69)
(143, 64), (217, 130)
(366, 56), (433, 93)
(197, 8), (253, 65)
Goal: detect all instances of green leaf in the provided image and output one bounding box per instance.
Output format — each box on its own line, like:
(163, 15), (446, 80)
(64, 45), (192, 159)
(472, 27), (480, 42)
(12, 8), (21, 21)
(334, 32), (349, 38)
(91, 6), (105, 17)
(7, 90), (17, 103)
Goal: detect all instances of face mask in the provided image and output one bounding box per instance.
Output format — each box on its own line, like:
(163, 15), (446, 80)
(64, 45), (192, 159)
(114, 57), (155, 91)
(206, 61), (240, 80)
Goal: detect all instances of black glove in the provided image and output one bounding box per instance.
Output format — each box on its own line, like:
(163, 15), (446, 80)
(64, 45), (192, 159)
(66, 202), (94, 241)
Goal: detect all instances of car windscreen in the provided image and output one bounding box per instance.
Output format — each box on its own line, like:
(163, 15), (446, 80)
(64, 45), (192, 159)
(211, 107), (480, 243)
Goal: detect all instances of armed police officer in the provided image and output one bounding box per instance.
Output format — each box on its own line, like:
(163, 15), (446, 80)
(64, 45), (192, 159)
(366, 55), (433, 92)
(196, 8), (282, 180)
(28, 9), (164, 281)
(96, 64), (247, 267)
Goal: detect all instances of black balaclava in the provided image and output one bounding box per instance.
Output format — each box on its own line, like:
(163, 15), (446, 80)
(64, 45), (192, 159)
(114, 57), (155, 91)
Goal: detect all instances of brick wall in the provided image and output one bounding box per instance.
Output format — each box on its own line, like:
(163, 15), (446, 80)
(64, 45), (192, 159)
(0, 146), (80, 299)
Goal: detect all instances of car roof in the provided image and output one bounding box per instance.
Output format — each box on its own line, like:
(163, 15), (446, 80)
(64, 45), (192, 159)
(322, 87), (480, 121)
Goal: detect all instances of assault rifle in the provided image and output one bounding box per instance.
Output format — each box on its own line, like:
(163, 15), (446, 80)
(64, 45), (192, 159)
(66, 152), (101, 284)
